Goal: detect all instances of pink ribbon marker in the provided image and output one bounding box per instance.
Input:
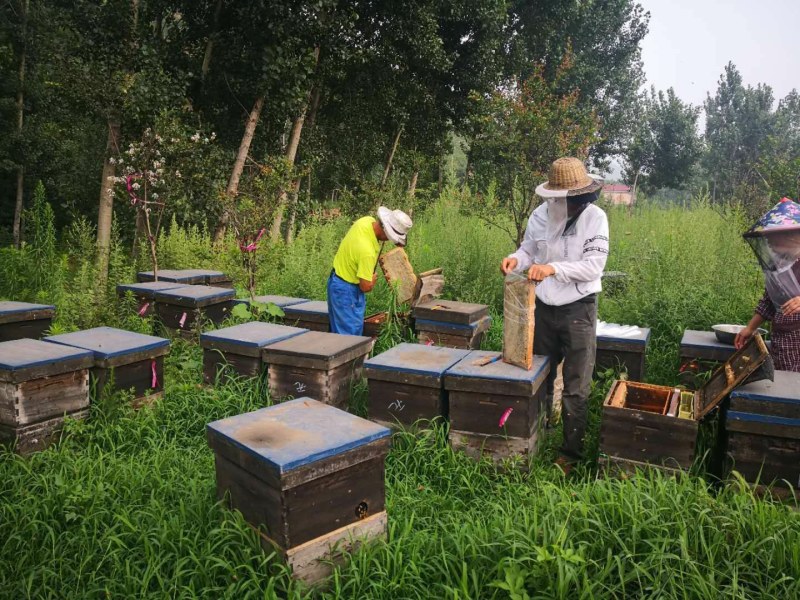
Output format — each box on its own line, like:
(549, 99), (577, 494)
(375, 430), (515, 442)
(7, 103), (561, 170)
(425, 339), (434, 346)
(151, 360), (158, 388)
(499, 407), (513, 428)
(138, 302), (150, 316)
(179, 312), (187, 328)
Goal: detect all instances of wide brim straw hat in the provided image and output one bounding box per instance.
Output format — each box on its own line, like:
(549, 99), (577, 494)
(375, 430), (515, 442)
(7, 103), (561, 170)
(535, 157), (603, 198)
(377, 206), (413, 246)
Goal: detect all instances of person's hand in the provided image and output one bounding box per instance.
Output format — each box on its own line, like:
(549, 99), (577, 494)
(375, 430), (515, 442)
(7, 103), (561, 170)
(782, 296), (800, 316)
(501, 257), (518, 275)
(734, 325), (755, 350)
(528, 264), (556, 283)
(372, 272), (378, 285)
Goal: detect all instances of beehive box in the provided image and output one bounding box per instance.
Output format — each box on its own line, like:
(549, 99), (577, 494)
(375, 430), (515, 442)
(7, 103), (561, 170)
(207, 398), (390, 583)
(136, 269), (205, 285)
(415, 316), (491, 349)
(153, 285), (235, 334)
(262, 331), (373, 409)
(200, 323), (307, 383)
(596, 327), (651, 380)
(363, 312), (388, 338)
(281, 301), (330, 332)
(0, 301), (56, 342)
(248, 295), (309, 309)
(116, 281), (184, 317)
(0, 339), (92, 454)
(45, 327), (170, 406)
(181, 269), (234, 288)
(726, 371), (800, 490)
(364, 343), (469, 428)
(444, 351), (550, 462)
(413, 299), (489, 325)
(599, 334), (769, 472)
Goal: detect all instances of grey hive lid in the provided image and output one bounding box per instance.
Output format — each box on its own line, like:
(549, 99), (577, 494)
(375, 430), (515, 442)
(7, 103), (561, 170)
(116, 281), (184, 297)
(730, 370), (800, 403)
(0, 338), (93, 381)
(153, 285), (235, 307)
(137, 269), (205, 284)
(412, 299), (489, 325)
(201, 322), (307, 351)
(251, 295), (309, 308)
(283, 300), (329, 315)
(365, 343), (469, 378)
(45, 326), (169, 360)
(680, 329), (731, 351)
(0, 301), (55, 324)
(262, 331), (372, 369)
(207, 398), (390, 475)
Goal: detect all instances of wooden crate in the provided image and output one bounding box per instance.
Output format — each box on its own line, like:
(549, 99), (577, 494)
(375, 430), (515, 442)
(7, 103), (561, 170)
(599, 334), (770, 471)
(0, 339), (92, 454)
(262, 331), (373, 409)
(137, 269), (205, 285)
(282, 301), (330, 332)
(416, 316), (491, 350)
(596, 327), (651, 381)
(363, 312), (388, 338)
(207, 398), (390, 584)
(45, 326), (170, 405)
(0, 301), (56, 342)
(200, 322), (307, 383)
(726, 371), (800, 489)
(0, 408), (90, 456)
(412, 299), (489, 326)
(444, 351), (550, 462)
(153, 285), (235, 333)
(117, 281), (184, 317)
(364, 343), (469, 427)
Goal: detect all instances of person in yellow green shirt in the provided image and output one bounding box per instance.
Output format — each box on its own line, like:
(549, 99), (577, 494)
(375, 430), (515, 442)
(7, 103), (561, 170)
(328, 207), (413, 335)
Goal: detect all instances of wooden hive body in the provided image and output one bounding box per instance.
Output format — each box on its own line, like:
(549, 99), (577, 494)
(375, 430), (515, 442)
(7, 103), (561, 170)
(595, 327), (651, 380)
(137, 269), (205, 285)
(0, 339), (93, 454)
(0, 301), (56, 342)
(153, 285), (235, 333)
(207, 398), (390, 583)
(200, 323), (307, 383)
(117, 281), (183, 317)
(413, 300), (489, 325)
(444, 351), (550, 462)
(364, 343), (469, 427)
(363, 312), (388, 338)
(415, 316), (491, 350)
(282, 301), (330, 332)
(45, 327), (170, 406)
(600, 335), (770, 472)
(262, 332), (373, 409)
(726, 371), (800, 489)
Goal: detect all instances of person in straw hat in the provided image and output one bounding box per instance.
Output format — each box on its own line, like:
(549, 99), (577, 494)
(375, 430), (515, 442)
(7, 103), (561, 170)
(500, 157), (609, 472)
(327, 206), (413, 335)
(735, 198), (800, 371)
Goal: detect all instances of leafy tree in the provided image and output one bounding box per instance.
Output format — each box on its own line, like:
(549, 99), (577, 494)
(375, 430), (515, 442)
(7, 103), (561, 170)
(623, 87), (702, 194)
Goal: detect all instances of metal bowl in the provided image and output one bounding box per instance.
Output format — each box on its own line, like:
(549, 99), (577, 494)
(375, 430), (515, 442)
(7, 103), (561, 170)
(712, 324), (767, 345)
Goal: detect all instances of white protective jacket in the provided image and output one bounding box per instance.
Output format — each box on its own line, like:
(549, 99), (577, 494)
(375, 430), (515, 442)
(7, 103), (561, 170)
(508, 201), (609, 306)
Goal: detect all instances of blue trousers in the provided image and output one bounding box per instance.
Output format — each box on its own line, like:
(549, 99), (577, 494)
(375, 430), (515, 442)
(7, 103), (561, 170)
(327, 271), (366, 336)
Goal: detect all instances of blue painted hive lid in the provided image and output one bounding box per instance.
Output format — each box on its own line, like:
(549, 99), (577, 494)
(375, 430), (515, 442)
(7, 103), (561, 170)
(153, 285), (235, 307)
(45, 327), (169, 361)
(137, 269), (205, 284)
(365, 343), (469, 380)
(251, 295), (309, 308)
(0, 301), (55, 324)
(117, 281), (185, 298)
(0, 338), (93, 381)
(207, 398), (390, 475)
(262, 331), (373, 369)
(201, 322), (307, 355)
(283, 300), (329, 315)
(680, 329), (732, 350)
(444, 351), (550, 395)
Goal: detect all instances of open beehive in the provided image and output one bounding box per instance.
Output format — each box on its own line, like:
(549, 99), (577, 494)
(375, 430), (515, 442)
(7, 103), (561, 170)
(444, 351), (550, 462)
(0, 339), (93, 454)
(207, 398), (390, 584)
(726, 370), (800, 490)
(364, 343), (469, 427)
(281, 301), (330, 332)
(200, 322), (307, 383)
(600, 334), (770, 471)
(45, 327), (170, 406)
(0, 301), (56, 342)
(262, 331), (373, 409)
(153, 285), (235, 333)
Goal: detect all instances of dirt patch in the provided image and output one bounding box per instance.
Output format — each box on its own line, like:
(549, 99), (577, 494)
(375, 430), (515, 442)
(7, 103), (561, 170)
(234, 420), (313, 448)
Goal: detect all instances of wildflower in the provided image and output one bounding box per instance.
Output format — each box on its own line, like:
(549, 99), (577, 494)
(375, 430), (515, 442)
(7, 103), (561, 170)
(131, 182), (141, 190)
(175, 170), (182, 179)
(210, 132), (216, 140)
(109, 157), (116, 165)
(151, 193), (159, 200)
(190, 132), (200, 142)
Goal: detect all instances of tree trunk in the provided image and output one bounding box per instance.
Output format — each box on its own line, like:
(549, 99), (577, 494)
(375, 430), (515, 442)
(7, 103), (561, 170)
(12, 0), (30, 248)
(201, 0), (223, 82)
(437, 158), (443, 195)
(408, 170), (419, 198)
(97, 118), (121, 279)
(271, 48), (321, 242)
(284, 178), (303, 244)
(380, 126), (403, 188)
(214, 94), (266, 243)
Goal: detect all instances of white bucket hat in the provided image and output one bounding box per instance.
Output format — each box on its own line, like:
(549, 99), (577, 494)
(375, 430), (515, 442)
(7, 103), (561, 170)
(377, 206), (413, 246)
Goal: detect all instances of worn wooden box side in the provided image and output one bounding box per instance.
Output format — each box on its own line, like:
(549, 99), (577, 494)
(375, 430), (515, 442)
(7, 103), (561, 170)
(412, 300), (489, 325)
(417, 330), (485, 350)
(449, 428), (540, 463)
(156, 301), (233, 331)
(502, 275), (535, 370)
(449, 384), (546, 439)
(92, 356), (164, 403)
(0, 302), (55, 325)
(595, 347), (646, 380)
(203, 350), (264, 384)
(0, 319), (53, 342)
(0, 369), (90, 427)
(368, 380), (445, 426)
(0, 408), (89, 455)
(726, 431), (800, 488)
(378, 248), (417, 305)
(268, 359), (365, 409)
(414, 316), (492, 337)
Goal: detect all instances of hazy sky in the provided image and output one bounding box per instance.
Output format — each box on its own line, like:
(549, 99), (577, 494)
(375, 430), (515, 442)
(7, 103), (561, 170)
(637, 0), (800, 109)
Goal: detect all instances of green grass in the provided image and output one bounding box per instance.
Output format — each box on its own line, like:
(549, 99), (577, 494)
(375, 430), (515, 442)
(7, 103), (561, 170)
(1, 193), (798, 598)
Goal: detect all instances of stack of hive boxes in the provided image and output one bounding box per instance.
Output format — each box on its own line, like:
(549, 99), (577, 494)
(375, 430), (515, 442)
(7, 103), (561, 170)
(412, 300), (491, 350)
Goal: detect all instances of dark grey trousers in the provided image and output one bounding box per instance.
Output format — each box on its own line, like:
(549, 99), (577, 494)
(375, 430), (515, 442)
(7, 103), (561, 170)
(533, 297), (597, 461)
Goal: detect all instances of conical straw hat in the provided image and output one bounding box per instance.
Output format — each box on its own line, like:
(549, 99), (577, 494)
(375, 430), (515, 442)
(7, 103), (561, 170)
(537, 157), (602, 197)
